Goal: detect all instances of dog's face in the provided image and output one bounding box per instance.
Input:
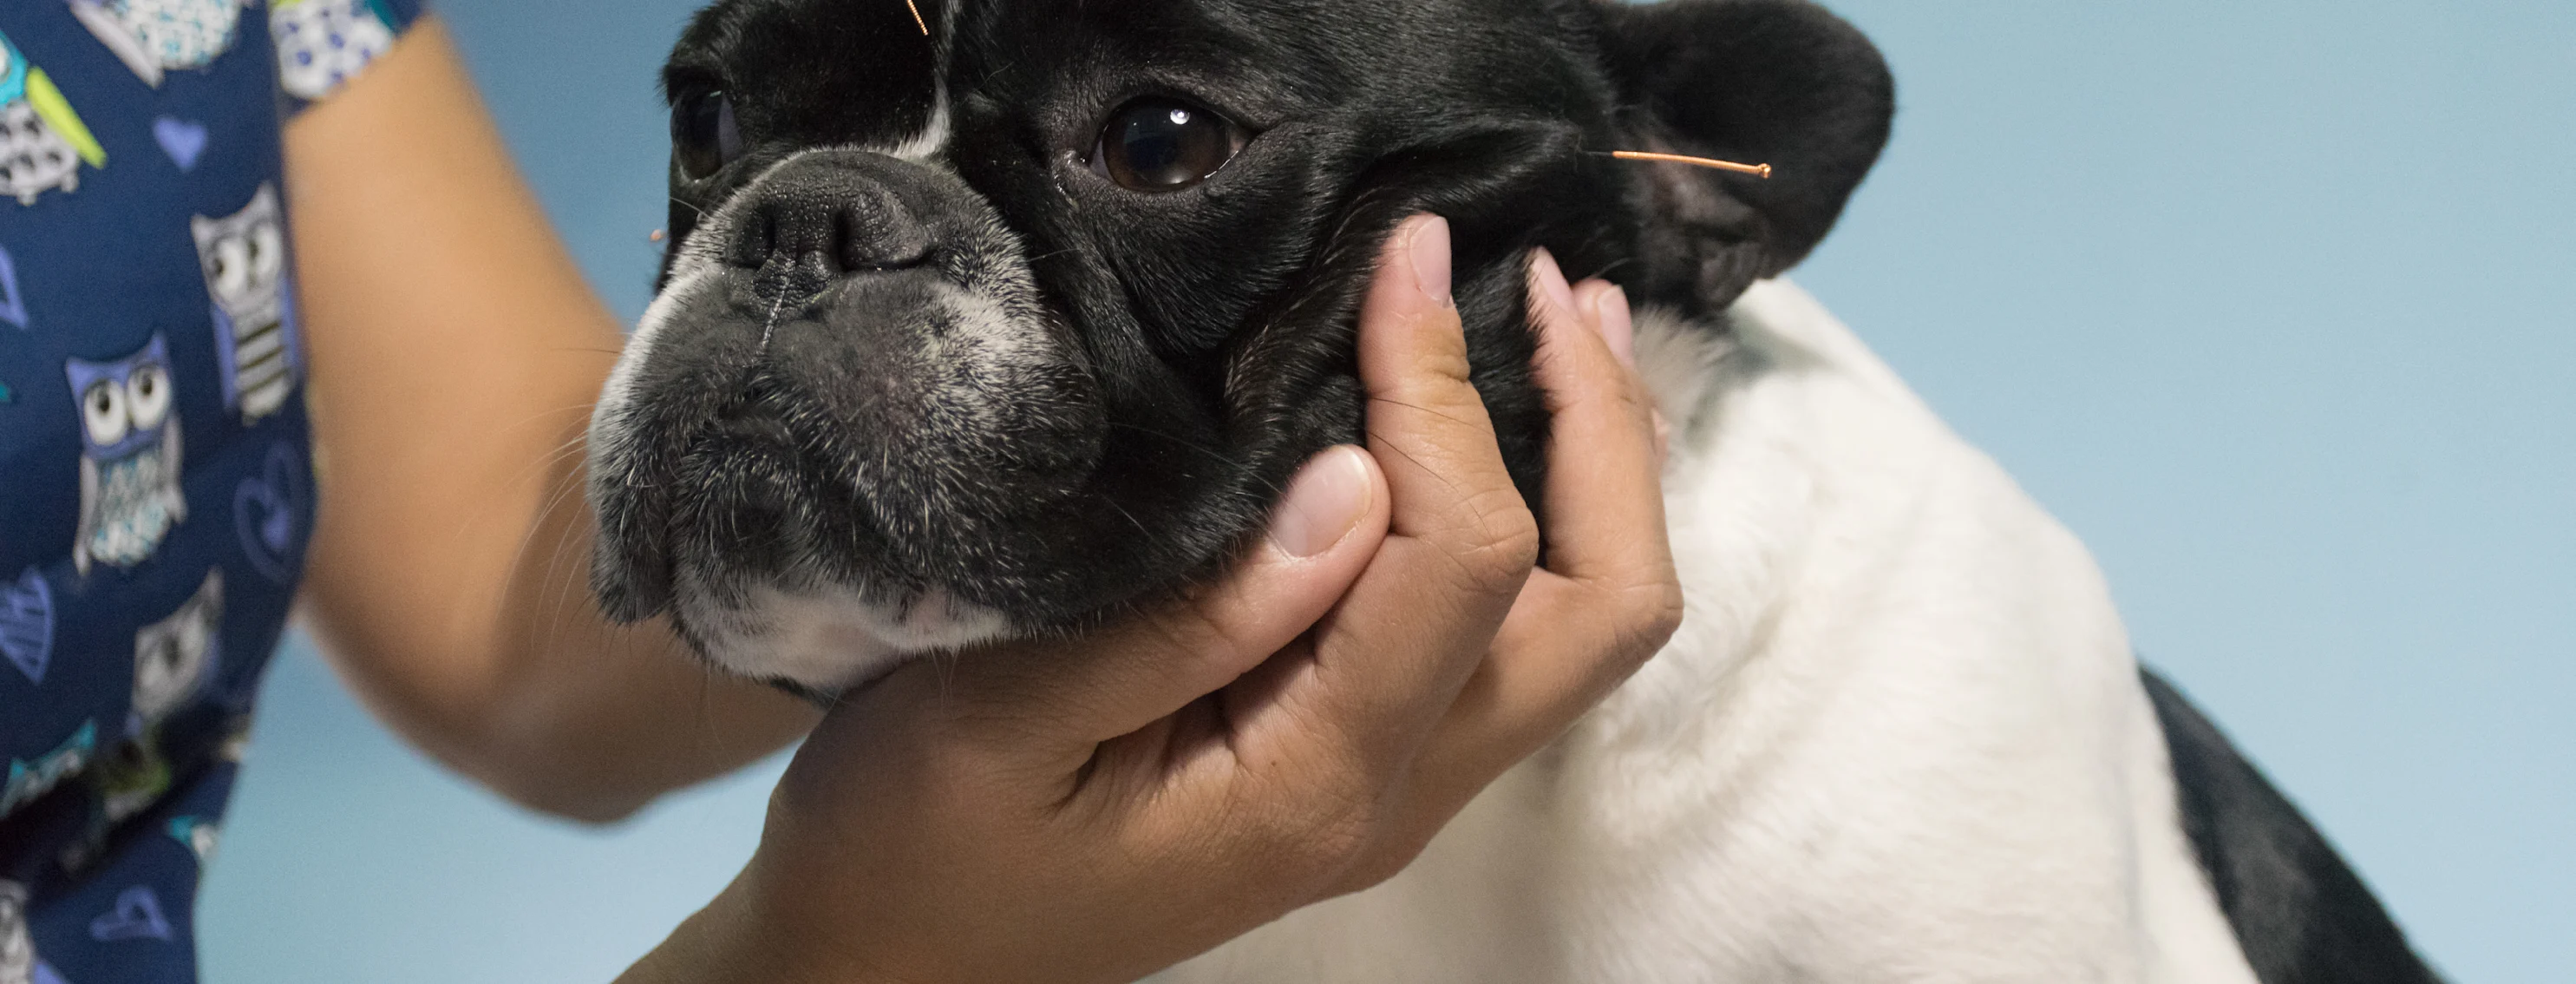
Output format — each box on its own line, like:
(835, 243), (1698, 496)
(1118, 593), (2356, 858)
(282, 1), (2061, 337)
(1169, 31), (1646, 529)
(587, 0), (1893, 693)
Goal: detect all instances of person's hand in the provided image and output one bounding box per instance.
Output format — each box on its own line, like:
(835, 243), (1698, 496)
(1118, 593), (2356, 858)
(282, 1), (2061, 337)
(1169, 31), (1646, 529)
(619, 214), (1682, 984)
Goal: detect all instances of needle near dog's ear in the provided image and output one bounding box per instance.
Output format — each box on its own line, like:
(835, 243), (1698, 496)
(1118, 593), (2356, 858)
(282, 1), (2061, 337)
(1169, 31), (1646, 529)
(904, 0), (927, 36)
(1600, 150), (1774, 179)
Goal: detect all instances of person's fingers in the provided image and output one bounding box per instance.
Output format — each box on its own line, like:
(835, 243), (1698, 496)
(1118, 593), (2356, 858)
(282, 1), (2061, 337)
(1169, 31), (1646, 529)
(1566, 274), (1667, 467)
(1652, 408), (1671, 468)
(1568, 275), (1668, 465)
(1523, 252), (1668, 593)
(1329, 259), (1683, 887)
(1489, 268), (1679, 728)
(926, 444), (1391, 760)
(1356, 216), (1534, 565)
(1226, 215), (1538, 783)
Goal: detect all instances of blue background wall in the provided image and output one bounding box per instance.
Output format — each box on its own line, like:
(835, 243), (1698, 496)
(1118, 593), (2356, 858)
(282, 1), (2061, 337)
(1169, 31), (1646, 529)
(199, 1), (2574, 981)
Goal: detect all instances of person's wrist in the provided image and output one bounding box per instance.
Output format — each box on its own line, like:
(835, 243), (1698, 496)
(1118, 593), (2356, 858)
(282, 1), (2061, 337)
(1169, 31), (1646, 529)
(619, 853), (912, 984)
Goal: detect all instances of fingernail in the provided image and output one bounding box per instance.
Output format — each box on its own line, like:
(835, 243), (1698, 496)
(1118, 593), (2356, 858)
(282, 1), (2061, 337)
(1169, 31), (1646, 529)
(1596, 285), (1635, 369)
(1270, 446), (1374, 558)
(1407, 215), (1453, 310)
(1531, 248), (1576, 318)
(1651, 409), (1671, 466)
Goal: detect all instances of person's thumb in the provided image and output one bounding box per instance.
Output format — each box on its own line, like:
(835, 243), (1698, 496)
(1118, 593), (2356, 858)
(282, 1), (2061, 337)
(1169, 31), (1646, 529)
(964, 445), (1391, 753)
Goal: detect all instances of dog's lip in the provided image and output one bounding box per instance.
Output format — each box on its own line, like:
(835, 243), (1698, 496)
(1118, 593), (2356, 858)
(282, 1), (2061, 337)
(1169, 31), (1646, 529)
(708, 404), (800, 449)
(672, 401), (818, 500)
(675, 425), (810, 504)
(693, 581), (1017, 696)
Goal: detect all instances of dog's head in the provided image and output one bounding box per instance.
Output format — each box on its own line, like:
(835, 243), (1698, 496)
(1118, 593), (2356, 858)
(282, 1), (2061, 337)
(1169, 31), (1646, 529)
(586, 0), (1893, 693)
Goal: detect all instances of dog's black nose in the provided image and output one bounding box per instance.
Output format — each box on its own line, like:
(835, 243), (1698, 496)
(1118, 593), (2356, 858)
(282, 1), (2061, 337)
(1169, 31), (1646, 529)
(727, 154), (932, 301)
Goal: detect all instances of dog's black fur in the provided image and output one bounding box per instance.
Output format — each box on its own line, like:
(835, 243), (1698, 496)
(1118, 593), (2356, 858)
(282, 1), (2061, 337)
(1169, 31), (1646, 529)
(592, 0), (1886, 634)
(588, 0), (2437, 976)
(2144, 671), (2442, 982)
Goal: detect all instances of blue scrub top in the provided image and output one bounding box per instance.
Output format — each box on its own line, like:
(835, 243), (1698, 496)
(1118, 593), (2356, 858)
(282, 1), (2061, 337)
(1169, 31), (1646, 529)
(0, 3), (424, 981)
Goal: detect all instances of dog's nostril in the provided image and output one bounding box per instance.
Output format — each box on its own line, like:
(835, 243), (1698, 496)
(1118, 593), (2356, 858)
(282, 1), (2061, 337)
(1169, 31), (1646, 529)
(730, 181), (932, 288)
(838, 208), (930, 272)
(728, 207), (793, 272)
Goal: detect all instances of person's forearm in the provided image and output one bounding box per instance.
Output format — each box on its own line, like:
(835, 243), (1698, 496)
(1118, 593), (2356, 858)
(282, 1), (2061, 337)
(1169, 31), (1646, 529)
(286, 17), (814, 819)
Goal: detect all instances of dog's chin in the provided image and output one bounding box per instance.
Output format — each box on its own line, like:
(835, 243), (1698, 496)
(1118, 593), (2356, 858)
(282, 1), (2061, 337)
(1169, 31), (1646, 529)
(674, 574), (1017, 698)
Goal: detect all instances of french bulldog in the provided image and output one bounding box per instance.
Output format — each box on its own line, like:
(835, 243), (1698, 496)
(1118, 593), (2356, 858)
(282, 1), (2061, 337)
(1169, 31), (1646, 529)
(584, 0), (2443, 979)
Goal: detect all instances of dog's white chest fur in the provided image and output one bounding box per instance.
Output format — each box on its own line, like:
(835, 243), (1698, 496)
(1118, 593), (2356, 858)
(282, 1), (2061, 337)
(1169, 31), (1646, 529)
(1161, 281), (2260, 983)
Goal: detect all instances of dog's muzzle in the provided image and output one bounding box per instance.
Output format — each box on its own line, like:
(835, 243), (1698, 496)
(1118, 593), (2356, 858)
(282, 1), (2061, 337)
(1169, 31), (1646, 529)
(587, 149), (1101, 692)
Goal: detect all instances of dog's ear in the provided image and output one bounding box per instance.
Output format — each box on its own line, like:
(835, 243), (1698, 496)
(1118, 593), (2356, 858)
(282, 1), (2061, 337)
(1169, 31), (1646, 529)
(1595, 0), (1893, 310)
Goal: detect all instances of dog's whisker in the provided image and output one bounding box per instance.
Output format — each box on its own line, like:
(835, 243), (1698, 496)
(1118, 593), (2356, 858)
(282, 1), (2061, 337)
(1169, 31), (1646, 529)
(1351, 426), (1477, 505)
(1362, 394), (1483, 432)
(1099, 497), (1154, 541)
(533, 482), (597, 659)
(1103, 421), (1241, 468)
(490, 421), (600, 505)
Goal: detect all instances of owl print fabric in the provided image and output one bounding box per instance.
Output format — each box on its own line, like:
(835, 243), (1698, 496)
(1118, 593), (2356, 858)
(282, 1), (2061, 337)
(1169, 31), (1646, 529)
(1, 30), (107, 207)
(67, 0), (256, 88)
(0, 3), (422, 982)
(269, 0), (398, 102)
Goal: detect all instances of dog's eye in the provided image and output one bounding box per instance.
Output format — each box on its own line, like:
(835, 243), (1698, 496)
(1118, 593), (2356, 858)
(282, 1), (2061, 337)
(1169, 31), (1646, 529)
(1090, 99), (1246, 192)
(672, 87), (744, 180)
